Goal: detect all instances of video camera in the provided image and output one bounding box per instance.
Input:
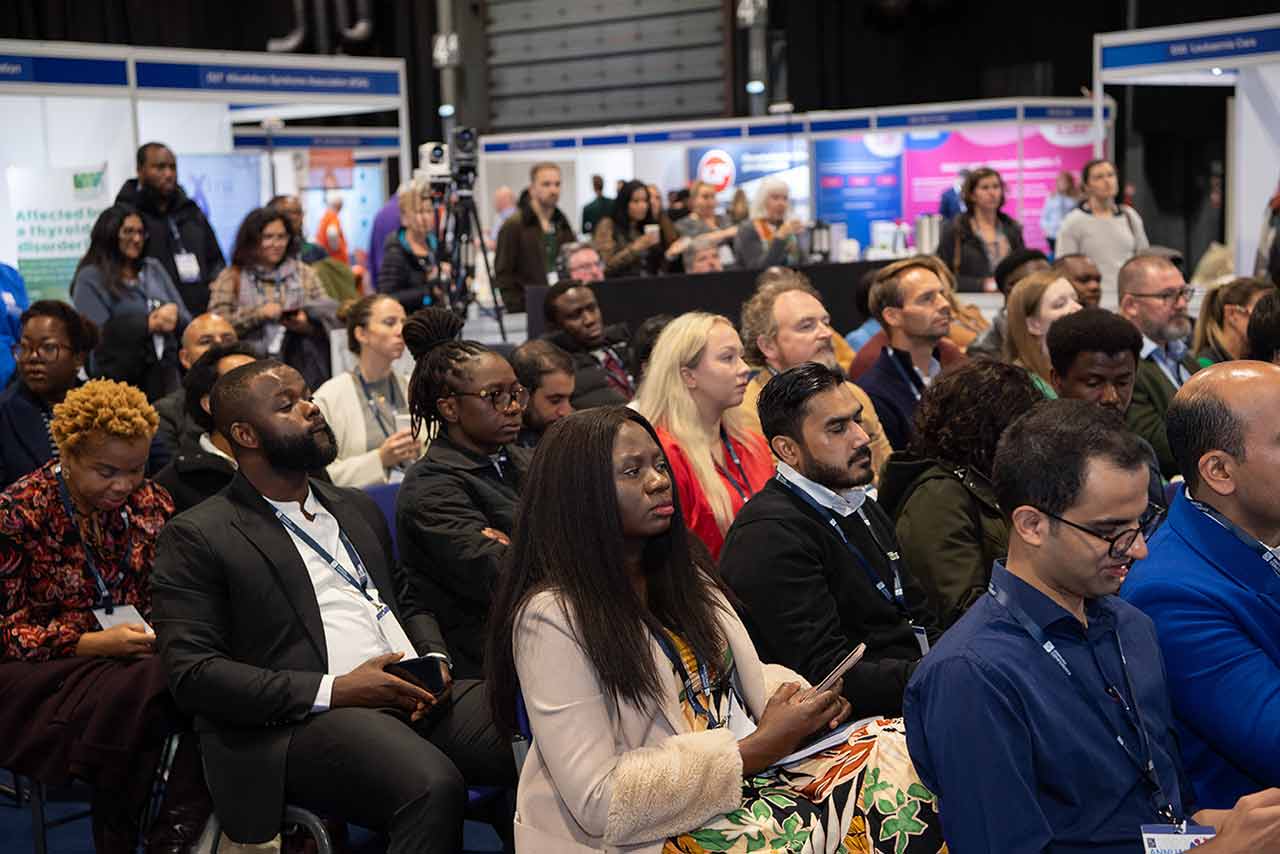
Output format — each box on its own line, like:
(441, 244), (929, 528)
(415, 126), (478, 197)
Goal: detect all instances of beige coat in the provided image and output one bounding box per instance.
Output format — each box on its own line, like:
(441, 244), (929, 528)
(312, 370), (415, 487)
(513, 588), (806, 853)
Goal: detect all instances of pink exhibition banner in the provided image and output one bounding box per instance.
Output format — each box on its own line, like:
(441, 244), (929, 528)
(903, 127), (1019, 232)
(1018, 124), (1099, 251)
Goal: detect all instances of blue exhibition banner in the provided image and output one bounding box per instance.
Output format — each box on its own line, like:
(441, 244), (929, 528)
(482, 138), (576, 152)
(176, 154), (263, 262)
(0, 54), (128, 87)
(813, 136), (903, 246)
(687, 140), (811, 219)
(135, 62), (400, 96)
(233, 134), (399, 149)
(1101, 26), (1280, 70)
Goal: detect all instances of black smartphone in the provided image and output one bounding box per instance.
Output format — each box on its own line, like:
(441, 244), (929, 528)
(386, 656), (448, 694)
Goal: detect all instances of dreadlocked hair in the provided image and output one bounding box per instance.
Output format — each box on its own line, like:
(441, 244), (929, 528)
(403, 306), (490, 440)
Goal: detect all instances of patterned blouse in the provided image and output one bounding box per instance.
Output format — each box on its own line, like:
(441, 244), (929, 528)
(0, 462), (174, 662)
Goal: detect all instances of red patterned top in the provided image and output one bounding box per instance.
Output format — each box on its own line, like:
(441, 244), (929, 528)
(0, 461), (174, 662)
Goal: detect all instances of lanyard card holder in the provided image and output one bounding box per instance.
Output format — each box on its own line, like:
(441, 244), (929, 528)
(1139, 824), (1215, 851)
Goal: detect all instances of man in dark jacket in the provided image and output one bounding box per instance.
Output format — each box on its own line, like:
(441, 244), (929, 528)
(116, 142), (225, 314)
(493, 162), (574, 313)
(541, 280), (633, 408)
(719, 363), (939, 719)
(579, 174), (612, 236)
(150, 312), (237, 472)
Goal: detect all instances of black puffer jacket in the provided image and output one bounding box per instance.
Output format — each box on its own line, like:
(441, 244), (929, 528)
(544, 324), (633, 409)
(115, 179), (225, 314)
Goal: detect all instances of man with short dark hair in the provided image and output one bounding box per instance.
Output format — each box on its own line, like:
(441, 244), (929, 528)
(1125, 362), (1280, 810)
(906, 399), (1280, 853)
(115, 142), (225, 314)
(494, 162), (575, 312)
(151, 312), (238, 470)
(1055, 252), (1104, 308)
(542, 282), (633, 407)
(1118, 254), (1201, 478)
(508, 339), (575, 447)
(720, 363), (938, 718)
(967, 248), (1050, 357)
(1247, 289), (1280, 362)
(557, 242), (604, 284)
(580, 174), (612, 236)
(153, 360), (513, 853)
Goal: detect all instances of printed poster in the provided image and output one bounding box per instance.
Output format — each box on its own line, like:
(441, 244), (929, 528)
(687, 141), (811, 221)
(6, 163), (111, 302)
(177, 154), (264, 262)
(813, 134), (904, 246)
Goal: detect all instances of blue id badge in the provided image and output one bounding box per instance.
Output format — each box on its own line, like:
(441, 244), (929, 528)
(1139, 824), (1215, 851)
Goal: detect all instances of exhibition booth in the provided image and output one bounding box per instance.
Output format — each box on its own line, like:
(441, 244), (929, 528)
(0, 39), (409, 300)
(1092, 13), (1280, 278)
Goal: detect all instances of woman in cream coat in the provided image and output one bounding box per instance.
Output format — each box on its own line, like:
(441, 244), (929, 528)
(486, 406), (943, 854)
(313, 294), (421, 486)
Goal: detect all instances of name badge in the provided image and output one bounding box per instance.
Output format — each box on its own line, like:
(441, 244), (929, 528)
(545, 271), (559, 285)
(1140, 824), (1215, 851)
(174, 251), (201, 283)
(912, 624), (931, 656)
(93, 604), (153, 634)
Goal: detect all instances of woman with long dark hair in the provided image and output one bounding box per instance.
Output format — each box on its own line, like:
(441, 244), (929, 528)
(72, 204), (190, 399)
(592, 179), (663, 277)
(487, 405), (944, 853)
(935, 167), (1026, 293)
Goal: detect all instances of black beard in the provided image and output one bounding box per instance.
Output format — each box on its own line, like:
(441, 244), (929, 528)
(799, 448), (873, 490)
(259, 423), (338, 472)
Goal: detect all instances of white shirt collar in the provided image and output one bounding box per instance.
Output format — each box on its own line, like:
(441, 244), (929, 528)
(1140, 335), (1160, 360)
(776, 461), (867, 517)
(198, 433), (238, 467)
(264, 486), (324, 520)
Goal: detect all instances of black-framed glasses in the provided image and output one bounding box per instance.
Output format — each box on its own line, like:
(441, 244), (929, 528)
(1127, 286), (1197, 305)
(12, 341), (68, 362)
(452, 383), (529, 412)
(1039, 504), (1166, 560)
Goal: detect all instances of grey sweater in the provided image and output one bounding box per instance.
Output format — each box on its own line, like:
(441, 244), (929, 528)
(71, 257), (192, 330)
(1056, 206), (1149, 299)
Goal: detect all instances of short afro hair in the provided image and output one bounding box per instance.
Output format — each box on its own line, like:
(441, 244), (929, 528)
(51, 379), (158, 458)
(1047, 307), (1142, 378)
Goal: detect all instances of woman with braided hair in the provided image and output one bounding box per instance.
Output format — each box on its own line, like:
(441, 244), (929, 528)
(395, 307), (533, 678)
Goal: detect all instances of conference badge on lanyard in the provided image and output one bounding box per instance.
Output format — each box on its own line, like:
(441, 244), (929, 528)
(1139, 824), (1215, 851)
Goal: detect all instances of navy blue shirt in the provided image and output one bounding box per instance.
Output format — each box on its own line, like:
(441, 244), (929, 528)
(904, 563), (1192, 854)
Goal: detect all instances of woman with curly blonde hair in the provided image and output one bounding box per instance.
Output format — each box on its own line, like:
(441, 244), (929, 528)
(0, 379), (209, 853)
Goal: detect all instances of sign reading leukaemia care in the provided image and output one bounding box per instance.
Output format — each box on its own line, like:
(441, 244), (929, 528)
(6, 164), (110, 302)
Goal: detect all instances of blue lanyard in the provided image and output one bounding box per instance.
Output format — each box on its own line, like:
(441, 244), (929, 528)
(717, 430), (752, 503)
(356, 371), (399, 438)
(56, 466), (130, 614)
(988, 579), (1178, 824)
(1188, 496), (1280, 578)
(271, 506), (389, 619)
(774, 472), (907, 611)
(884, 347), (923, 402)
(652, 629), (723, 729)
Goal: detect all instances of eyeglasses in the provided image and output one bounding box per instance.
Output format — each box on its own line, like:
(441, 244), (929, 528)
(260, 233), (291, 244)
(13, 341), (68, 362)
(1039, 504), (1166, 560)
(452, 383), (529, 412)
(119, 228), (145, 238)
(569, 259), (603, 274)
(1127, 287), (1197, 305)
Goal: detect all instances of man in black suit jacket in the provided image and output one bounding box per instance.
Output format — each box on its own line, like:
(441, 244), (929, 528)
(152, 360), (514, 852)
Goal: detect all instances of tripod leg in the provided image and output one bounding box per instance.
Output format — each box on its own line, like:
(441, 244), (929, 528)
(468, 199), (506, 342)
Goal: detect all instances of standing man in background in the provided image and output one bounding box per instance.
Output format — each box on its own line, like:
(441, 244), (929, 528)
(579, 174), (612, 236)
(116, 142), (225, 315)
(486, 186), (516, 250)
(494, 163), (574, 314)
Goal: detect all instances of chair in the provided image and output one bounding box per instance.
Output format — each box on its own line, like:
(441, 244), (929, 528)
(363, 481), (402, 563)
(11, 775), (92, 854)
(202, 806), (333, 854)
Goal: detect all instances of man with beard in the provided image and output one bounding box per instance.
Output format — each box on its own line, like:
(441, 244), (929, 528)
(542, 280), (634, 407)
(115, 142), (225, 314)
(719, 363), (939, 719)
(1117, 254), (1200, 478)
(493, 162), (575, 313)
(151, 360), (514, 853)
(738, 269), (892, 482)
(508, 339), (575, 448)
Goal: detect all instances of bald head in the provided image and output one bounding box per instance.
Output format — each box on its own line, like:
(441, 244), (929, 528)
(180, 313), (237, 370)
(494, 186), (514, 210)
(1168, 361), (1280, 494)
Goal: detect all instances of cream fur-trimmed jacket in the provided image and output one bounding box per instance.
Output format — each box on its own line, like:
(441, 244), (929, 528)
(312, 370), (416, 488)
(513, 587), (808, 853)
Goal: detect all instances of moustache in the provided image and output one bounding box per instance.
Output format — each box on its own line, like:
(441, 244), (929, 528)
(849, 448), (872, 467)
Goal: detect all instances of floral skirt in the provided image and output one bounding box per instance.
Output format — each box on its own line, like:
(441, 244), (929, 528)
(663, 718), (945, 854)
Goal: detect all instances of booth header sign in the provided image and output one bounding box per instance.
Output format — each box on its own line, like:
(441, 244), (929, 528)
(1102, 25), (1280, 69)
(0, 54), (128, 87)
(135, 61), (400, 95)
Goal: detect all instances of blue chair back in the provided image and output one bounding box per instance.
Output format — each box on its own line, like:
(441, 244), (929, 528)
(363, 481), (402, 563)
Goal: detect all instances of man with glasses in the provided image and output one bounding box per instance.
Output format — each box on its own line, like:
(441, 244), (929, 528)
(1118, 254), (1200, 479)
(558, 242), (605, 285)
(542, 277), (634, 408)
(906, 399), (1280, 852)
(1124, 363), (1280, 811)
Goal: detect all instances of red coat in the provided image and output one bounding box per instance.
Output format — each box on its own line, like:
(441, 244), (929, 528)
(655, 426), (773, 560)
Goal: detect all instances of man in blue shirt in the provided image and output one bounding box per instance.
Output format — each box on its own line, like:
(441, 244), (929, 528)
(905, 399), (1280, 852)
(0, 262), (29, 388)
(1124, 362), (1280, 810)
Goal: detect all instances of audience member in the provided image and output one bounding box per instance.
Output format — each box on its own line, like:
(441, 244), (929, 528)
(378, 184), (445, 312)
(115, 142), (225, 314)
(313, 295), (420, 487)
(720, 363), (939, 718)
(208, 206), (338, 391)
(271, 194), (360, 305)
(368, 191), (403, 284)
(509, 339), (575, 447)
(151, 312), (237, 468)
(1040, 169), (1081, 255)
(580, 173), (611, 236)
(0, 301), (96, 489)
(592, 179), (662, 277)
(543, 281), (635, 406)
(666, 187), (691, 222)
(0, 379), (208, 853)
(845, 259), (967, 382)
(844, 266), (882, 351)
(738, 269), (892, 480)
(734, 178), (805, 270)
(396, 308), (532, 679)
(486, 405), (943, 853)
(1247, 289), (1280, 362)
(966, 247), (1050, 357)
(152, 359), (514, 852)
(938, 169), (967, 220)
(877, 360), (1041, 628)
(152, 343), (256, 513)
(557, 241), (605, 284)
(1057, 159), (1151, 295)
(645, 182), (685, 260)
(1003, 269), (1082, 398)
(314, 194), (349, 264)
(486, 185), (516, 250)
(675, 181), (738, 268)
(935, 167), (1025, 293)
(1054, 252), (1104, 307)
(270, 194), (326, 263)
(1118, 254), (1200, 478)
(1124, 362), (1280, 809)
(905, 401), (1214, 853)
(685, 237), (725, 274)
(71, 203), (190, 400)
(628, 313), (673, 388)
(0, 262), (29, 389)
(1192, 277), (1275, 366)
(494, 162), (575, 313)
(635, 312), (772, 558)
(728, 186), (750, 224)
(854, 256), (959, 450)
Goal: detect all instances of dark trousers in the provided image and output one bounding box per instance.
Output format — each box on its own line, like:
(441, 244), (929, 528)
(282, 680), (514, 854)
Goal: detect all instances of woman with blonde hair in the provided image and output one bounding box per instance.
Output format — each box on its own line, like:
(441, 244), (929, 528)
(636, 312), (772, 558)
(675, 180), (739, 268)
(1192, 277), (1276, 366)
(734, 177), (805, 270)
(1003, 269), (1082, 398)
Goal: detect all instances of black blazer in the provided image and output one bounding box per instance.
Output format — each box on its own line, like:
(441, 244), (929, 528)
(151, 472), (446, 843)
(0, 381), (58, 490)
(544, 325), (633, 409)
